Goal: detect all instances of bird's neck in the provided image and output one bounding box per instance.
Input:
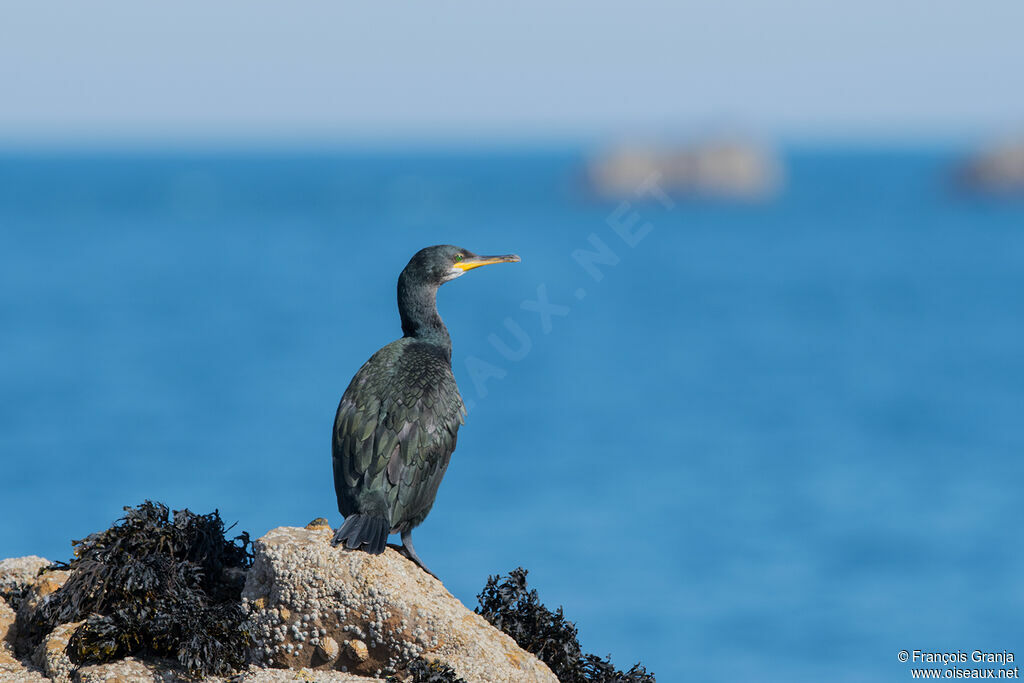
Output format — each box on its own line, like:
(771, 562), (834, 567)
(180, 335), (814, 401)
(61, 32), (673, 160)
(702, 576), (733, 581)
(397, 277), (452, 358)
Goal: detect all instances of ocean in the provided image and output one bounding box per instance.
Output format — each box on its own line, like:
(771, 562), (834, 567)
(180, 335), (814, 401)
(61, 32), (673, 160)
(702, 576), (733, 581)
(1, 146), (1022, 681)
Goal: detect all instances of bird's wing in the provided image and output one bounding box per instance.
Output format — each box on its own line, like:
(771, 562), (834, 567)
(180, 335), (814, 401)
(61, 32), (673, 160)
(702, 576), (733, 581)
(333, 345), (397, 497)
(332, 341), (464, 524)
(383, 345), (465, 526)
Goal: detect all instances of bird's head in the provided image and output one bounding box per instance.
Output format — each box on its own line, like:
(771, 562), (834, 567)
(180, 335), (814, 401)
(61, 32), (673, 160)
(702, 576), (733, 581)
(404, 245), (521, 286)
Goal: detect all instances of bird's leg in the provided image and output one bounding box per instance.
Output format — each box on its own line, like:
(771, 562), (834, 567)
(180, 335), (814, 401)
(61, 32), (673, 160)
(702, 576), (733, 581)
(400, 530), (437, 579)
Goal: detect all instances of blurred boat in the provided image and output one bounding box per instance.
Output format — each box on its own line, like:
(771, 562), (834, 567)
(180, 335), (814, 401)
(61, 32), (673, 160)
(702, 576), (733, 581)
(955, 138), (1024, 196)
(585, 138), (783, 201)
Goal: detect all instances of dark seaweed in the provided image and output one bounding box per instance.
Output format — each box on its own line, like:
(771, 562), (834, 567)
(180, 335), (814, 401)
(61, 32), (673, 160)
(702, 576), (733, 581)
(476, 568), (655, 683)
(0, 584), (30, 613)
(32, 501), (252, 678)
(387, 657), (467, 683)
(11, 501), (653, 681)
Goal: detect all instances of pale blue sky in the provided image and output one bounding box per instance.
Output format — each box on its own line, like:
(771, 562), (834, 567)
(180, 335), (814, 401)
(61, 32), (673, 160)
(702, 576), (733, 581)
(2, 1), (1022, 143)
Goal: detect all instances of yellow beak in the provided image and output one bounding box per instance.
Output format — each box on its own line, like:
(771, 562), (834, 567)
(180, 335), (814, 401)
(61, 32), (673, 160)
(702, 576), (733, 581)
(452, 254), (521, 272)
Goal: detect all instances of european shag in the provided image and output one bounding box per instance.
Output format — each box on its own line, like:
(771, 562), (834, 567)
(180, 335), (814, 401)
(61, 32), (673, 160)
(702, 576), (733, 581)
(332, 245), (520, 575)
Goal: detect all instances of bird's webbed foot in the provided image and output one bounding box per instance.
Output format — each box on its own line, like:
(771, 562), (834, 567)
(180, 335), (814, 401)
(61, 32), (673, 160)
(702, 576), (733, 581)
(400, 530), (438, 579)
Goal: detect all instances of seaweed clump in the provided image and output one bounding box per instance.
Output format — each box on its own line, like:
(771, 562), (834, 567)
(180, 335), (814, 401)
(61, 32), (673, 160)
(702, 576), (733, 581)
(35, 501), (252, 678)
(476, 568), (655, 683)
(0, 582), (32, 613)
(387, 657), (466, 683)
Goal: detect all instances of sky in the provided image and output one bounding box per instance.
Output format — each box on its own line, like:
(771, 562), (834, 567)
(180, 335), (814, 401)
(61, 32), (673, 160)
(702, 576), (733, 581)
(1, 1), (1023, 145)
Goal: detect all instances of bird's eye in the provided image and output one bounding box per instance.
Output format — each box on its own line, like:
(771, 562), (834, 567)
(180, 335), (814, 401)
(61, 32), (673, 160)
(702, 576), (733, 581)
(455, 254), (464, 262)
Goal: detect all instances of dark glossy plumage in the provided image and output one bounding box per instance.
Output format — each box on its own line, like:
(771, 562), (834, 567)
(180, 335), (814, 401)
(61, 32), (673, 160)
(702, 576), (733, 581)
(333, 337), (464, 532)
(331, 245), (519, 573)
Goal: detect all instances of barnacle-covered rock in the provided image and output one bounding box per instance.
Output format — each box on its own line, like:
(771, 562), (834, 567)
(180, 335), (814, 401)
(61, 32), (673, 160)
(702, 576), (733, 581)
(71, 657), (376, 682)
(1, 556), (59, 678)
(243, 525), (557, 683)
(1, 508), (652, 682)
(31, 620), (83, 683)
(1, 594), (16, 644)
(0, 651), (47, 682)
(235, 666), (378, 681)
(0, 557), (51, 603)
(2, 555), (67, 660)
(10, 502), (253, 679)
(71, 656), (165, 682)
(12, 569), (72, 656)
(2, 589), (47, 682)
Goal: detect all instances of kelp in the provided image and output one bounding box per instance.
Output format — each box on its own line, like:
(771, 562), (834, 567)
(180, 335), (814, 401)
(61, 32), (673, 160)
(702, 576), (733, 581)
(14, 502), (655, 681)
(33, 501), (252, 678)
(476, 568), (655, 683)
(388, 657), (467, 683)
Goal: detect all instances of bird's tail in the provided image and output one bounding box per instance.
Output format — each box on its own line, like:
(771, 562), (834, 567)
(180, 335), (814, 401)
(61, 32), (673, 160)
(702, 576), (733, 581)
(331, 514), (389, 554)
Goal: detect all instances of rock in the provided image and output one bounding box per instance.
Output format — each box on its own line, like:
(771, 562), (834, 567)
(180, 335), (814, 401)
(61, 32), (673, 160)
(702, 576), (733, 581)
(0, 557), (51, 598)
(586, 138), (783, 200)
(12, 569), (71, 656)
(13, 650), (378, 683)
(4, 569), (66, 680)
(70, 658), (377, 683)
(31, 620), (83, 683)
(956, 139), (1024, 195)
(243, 526), (557, 683)
(1, 590), (47, 681)
(306, 518), (333, 532)
(232, 666), (380, 681)
(71, 657), (160, 682)
(0, 556), (53, 627)
(1, 595), (15, 643)
(0, 649), (48, 682)
(2, 598), (43, 679)
(25, 572), (70, 602)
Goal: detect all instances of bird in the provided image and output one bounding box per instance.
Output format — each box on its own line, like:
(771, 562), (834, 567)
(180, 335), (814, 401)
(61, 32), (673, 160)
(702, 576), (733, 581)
(331, 245), (520, 576)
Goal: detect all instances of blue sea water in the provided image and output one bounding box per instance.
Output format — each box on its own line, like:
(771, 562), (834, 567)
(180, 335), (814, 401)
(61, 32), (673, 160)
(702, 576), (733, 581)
(1, 146), (1022, 681)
